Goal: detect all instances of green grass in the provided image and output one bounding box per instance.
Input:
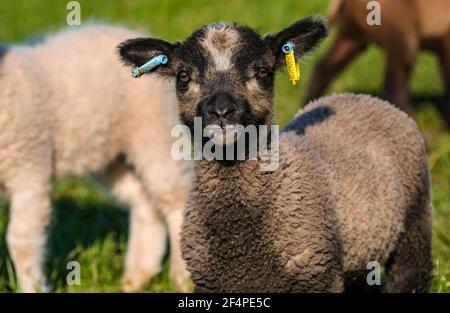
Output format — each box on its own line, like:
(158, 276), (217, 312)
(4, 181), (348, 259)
(0, 0), (449, 292)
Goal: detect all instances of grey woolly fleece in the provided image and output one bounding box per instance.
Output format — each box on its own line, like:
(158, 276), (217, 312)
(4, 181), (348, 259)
(181, 94), (432, 292)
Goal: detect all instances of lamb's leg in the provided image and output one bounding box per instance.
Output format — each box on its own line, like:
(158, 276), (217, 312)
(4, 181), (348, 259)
(385, 201), (433, 293)
(102, 162), (167, 292)
(383, 51), (416, 117)
(344, 271), (382, 293)
(145, 176), (190, 292)
(134, 158), (191, 292)
(164, 207), (192, 292)
(6, 176), (51, 292)
(305, 29), (367, 104)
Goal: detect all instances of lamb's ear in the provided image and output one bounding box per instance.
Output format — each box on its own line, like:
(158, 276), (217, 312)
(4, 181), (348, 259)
(117, 37), (177, 76)
(264, 16), (328, 69)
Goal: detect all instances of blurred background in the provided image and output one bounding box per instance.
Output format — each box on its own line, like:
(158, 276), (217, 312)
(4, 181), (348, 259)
(0, 0), (449, 292)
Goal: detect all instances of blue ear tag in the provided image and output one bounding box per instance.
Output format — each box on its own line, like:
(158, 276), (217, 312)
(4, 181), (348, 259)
(131, 54), (168, 78)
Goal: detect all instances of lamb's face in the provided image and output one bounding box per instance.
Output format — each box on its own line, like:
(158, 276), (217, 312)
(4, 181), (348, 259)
(172, 23), (276, 137)
(119, 16), (328, 143)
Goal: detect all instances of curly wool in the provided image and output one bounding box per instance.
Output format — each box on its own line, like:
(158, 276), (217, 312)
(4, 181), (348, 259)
(0, 25), (191, 292)
(181, 94), (432, 292)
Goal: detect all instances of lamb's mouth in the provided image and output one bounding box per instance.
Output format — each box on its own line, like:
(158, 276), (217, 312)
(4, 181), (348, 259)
(204, 124), (243, 145)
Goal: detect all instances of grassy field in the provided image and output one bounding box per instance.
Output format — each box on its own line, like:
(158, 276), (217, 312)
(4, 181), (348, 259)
(0, 0), (449, 292)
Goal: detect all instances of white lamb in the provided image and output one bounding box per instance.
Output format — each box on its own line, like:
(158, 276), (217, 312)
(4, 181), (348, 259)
(0, 25), (191, 292)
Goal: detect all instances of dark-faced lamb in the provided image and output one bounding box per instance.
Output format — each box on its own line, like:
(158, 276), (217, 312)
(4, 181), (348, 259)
(119, 16), (432, 292)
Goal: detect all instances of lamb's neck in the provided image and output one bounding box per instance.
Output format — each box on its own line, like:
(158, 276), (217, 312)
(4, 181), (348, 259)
(193, 158), (275, 224)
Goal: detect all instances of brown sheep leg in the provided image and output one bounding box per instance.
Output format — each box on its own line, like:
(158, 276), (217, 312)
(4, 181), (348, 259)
(383, 53), (416, 117)
(437, 33), (450, 126)
(305, 33), (367, 104)
(385, 201), (433, 293)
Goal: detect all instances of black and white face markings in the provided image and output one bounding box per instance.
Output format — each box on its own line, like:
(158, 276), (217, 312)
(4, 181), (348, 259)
(174, 22), (276, 130)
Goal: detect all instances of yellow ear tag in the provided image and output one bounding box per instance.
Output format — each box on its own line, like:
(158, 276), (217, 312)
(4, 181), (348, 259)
(282, 42), (300, 86)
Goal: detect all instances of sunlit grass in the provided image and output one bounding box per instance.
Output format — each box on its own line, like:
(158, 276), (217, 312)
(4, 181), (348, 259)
(0, 0), (449, 292)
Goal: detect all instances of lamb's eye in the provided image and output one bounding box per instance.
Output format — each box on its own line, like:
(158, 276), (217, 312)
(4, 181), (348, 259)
(177, 70), (190, 83)
(257, 67), (270, 79)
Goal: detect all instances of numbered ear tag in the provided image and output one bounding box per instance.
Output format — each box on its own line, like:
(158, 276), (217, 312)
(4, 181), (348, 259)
(131, 54), (168, 78)
(282, 42), (300, 86)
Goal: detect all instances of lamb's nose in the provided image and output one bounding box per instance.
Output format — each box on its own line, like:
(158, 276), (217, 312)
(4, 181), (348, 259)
(208, 93), (236, 118)
(214, 105), (232, 118)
